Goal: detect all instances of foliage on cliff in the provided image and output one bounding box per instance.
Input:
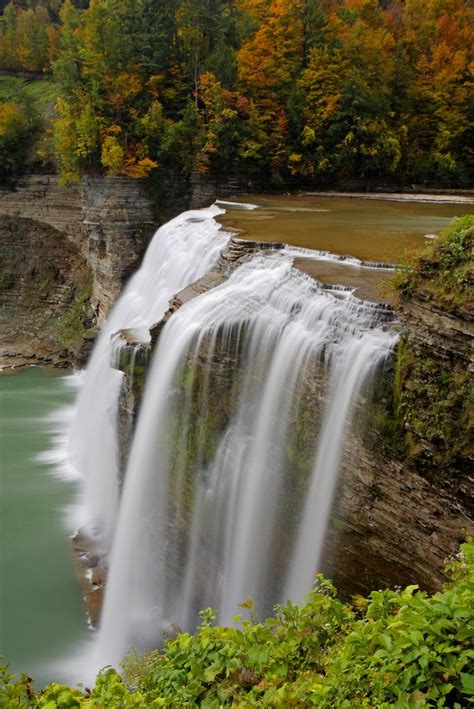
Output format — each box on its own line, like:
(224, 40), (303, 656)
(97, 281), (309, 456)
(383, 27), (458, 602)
(2, 542), (474, 707)
(394, 215), (474, 316)
(2, 0), (472, 186)
(394, 342), (473, 474)
(390, 215), (474, 474)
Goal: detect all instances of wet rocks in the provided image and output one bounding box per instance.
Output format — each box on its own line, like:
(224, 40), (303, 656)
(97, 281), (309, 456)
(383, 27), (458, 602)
(72, 529), (107, 628)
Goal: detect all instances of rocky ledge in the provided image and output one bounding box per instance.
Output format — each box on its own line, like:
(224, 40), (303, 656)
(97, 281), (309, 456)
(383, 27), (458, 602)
(72, 529), (107, 628)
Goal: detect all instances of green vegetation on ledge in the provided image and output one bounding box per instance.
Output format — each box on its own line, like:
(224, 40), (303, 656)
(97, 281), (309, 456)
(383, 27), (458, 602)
(394, 342), (473, 472)
(393, 215), (474, 316)
(1, 542), (473, 707)
(53, 278), (94, 350)
(385, 216), (474, 474)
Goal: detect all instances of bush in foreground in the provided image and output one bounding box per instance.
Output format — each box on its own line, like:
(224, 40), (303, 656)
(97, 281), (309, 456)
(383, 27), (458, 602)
(1, 543), (473, 707)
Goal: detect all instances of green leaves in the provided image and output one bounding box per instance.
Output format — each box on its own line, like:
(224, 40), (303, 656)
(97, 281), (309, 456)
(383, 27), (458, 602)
(461, 672), (474, 696)
(1, 542), (474, 706)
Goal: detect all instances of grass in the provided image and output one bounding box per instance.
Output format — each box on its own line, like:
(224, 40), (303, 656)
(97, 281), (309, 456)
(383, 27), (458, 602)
(392, 214), (474, 314)
(0, 73), (59, 112)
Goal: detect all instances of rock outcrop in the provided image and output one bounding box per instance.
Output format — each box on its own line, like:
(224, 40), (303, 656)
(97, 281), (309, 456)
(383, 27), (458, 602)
(326, 283), (473, 595)
(80, 176), (157, 322)
(395, 297), (473, 489)
(0, 175), (158, 367)
(0, 214), (93, 367)
(325, 436), (470, 597)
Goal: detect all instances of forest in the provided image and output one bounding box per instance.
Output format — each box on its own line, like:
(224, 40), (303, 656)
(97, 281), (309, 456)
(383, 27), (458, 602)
(0, 0), (473, 186)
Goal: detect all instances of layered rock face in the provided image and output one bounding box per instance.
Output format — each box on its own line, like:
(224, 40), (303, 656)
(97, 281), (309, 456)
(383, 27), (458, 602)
(327, 290), (473, 595)
(324, 435), (470, 597)
(0, 175), (157, 366)
(80, 177), (156, 323)
(395, 297), (473, 483)
(0, 214), (92, 367)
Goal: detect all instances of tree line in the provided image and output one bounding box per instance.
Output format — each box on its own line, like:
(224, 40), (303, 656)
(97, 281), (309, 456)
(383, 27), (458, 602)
(0, 0), (473, 186)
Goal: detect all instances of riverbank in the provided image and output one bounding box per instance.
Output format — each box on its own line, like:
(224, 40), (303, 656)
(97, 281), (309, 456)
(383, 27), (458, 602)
(303, 191), (474, 203)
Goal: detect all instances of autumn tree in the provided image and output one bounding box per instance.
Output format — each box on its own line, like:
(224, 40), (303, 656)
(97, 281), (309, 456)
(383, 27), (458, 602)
(0, 0), (61, 71)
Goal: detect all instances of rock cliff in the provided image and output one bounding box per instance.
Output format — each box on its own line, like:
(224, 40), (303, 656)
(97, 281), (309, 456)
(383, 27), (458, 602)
(326, 275), (473, 596)
(0, 175), (157, 367)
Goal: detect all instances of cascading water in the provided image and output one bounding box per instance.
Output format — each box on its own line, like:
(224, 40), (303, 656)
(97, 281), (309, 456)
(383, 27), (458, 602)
(89, 250), (398, 672)
(63, 206), (230, 547)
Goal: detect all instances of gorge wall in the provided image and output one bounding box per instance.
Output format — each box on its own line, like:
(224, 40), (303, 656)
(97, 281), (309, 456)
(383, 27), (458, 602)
(0, 169), (240, 367)
(0, 175), (159, 366)
(326, 269), (473, 596)
(2, 174), (471, 610)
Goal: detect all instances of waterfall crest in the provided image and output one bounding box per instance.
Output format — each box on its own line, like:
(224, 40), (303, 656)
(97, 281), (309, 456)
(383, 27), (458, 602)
(64, 206), (229, 546)
(91, 252), (398, 671)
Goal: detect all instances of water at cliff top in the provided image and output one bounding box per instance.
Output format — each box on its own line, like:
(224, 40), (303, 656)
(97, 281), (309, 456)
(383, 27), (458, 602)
(63, 206), (230, 546)
(91, 253), (397, 672)
(218, 194), (472, 263)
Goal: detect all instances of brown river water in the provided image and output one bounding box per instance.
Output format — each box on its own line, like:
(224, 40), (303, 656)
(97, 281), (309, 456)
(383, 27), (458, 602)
(218, 194), (473, 301)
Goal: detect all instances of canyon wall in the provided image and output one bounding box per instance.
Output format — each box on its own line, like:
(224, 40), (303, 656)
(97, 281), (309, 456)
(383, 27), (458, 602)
(0, 175), (158, 366)
(2, 174), (471, 606)
(326, 272), (473, 595)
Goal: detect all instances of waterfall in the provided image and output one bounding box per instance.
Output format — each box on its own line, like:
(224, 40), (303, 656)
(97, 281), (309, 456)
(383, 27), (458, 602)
(64, 206), (229, 546)
(90, 252), (398, 672)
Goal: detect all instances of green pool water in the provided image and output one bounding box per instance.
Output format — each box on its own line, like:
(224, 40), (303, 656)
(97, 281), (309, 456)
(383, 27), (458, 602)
(0, 367), (88, 687)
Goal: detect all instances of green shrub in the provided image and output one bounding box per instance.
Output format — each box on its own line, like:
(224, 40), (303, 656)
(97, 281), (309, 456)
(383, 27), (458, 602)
(393, 215), (474, 314)
(2, 543), (473, 707)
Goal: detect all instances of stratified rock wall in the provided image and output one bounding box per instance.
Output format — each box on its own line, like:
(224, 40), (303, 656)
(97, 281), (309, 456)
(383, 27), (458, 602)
(80, 176), (157, 323)
(0, 214), (92, 366)
(326, 284), (473, 595)
(398, 297), (473, 368)
(0, 174), (83, 235)
(394, 294), (473, 491)
(324, 437), (470, 597)
(0, 175), (158, 365)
